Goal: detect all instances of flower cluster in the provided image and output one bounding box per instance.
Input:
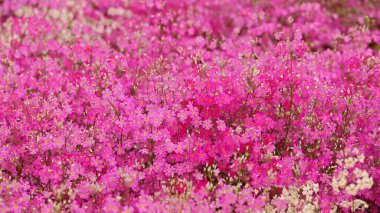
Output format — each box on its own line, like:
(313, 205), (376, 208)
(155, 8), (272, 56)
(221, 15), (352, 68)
(0, 0), (379, 212)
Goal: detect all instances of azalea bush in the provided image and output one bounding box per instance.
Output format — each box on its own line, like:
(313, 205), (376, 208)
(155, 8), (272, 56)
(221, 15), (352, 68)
(0, 0), (379, 212)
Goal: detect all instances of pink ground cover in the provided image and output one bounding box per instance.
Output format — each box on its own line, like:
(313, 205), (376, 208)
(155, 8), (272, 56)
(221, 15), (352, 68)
(0, 0), (379, 212)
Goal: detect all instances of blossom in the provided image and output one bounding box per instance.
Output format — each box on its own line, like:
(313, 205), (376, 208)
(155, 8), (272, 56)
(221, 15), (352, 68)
(273, 199), (287, 211)
(202, 119), (213, 130)
(252, 199), (265, 212)
(216, 119), (226, 132)
(346, 184), (358, 196)
(0, 0), (379, 212)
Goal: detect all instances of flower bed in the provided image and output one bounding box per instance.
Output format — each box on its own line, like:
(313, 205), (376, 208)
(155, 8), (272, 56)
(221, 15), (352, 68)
(0, 0), (379, 212)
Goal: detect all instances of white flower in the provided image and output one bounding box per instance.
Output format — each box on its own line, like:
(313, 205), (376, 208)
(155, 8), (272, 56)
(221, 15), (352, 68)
(337, 159), (343, 166)
(353, 148), (360, 155)
(353, 168), (362, 177)
(352, 199), (368, 211)
(340, 201), (351, 208)
(344, 157), (356, 168)
(357, 154), (365, 163)
(356, 178), (366, 190)
(107, 7), (125, 16)
(362, 170), (369, 178)
(346, 184), (358, 196)
(332, 178), (340, 192)
(362, 177), (374, 189)
(355, 175), (373, 190)
(312, 183), (319, 193)
(302, 203), (316, 213)
(338, 177), (347, 188)
(302, 188), (313, 197)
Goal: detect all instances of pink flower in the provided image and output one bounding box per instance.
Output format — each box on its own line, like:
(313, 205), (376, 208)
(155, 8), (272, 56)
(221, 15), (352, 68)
(216, 119), (226, 132)
(202, 119), (213, 130)
(252, 199), (265, 212)
(178, 109), (189, 123)
(0, 0), (379, 211)
(273, 199), (287, 211)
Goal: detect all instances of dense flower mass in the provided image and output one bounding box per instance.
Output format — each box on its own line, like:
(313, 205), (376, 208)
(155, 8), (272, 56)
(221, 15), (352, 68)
(0, 0), (380, 212)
